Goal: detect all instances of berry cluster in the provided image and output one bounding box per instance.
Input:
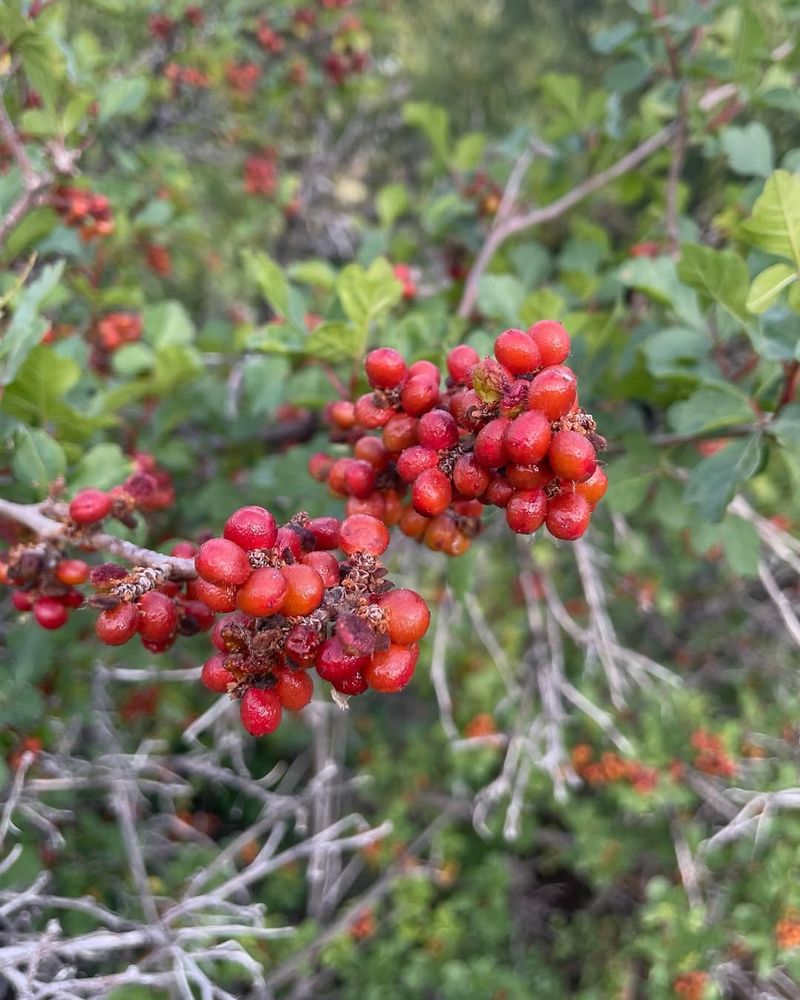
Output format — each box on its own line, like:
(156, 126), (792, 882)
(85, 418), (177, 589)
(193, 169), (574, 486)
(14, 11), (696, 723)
(310, 320), (606, 553)
(96, 312), (142, 352)
(194, 507), (429, 736)
(690, 729), (736, 778)
(244, 151), (278, 197)
(672, 972), (710, 1000)
(570, 744), (658, 794)
(776, 912), (800, 950)
(52, 185), (114, 242)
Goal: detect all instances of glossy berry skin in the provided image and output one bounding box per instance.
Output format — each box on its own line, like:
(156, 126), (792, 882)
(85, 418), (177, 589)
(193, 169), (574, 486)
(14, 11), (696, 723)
(548, 430), (597, 483)
(575, 465), (608, 505)
(354, 392), (393, 428)
(376, 588), (430, 644)
(33, 597), (69, 630)
(201, 654), (235, 693)
(56, 559), (89, 586)
(365, 347), (407, 389)
(195, 538), (252, 587)
(178, 599), (215, 635)
(331, 671), (368, 695)
(506, 462), (552, 489)
(275, 668), (314, 711)
(400, 375), (439, 416)
(407, 359), (440, 381)
(223, 506), (277, 550)
(364, 644), (416, 692)
(275, 526), (305, 559)
(240, 687), (282, 736)
(284, 623), (322, 666)
(494, 328), (541, 375)
(354, 436), (389, 470)
(137, 591), (179, 644)
(503, 411), (552, 465)
(452, 452), (491, 498)
(96, 602), (140, 645)
(346, 493), (386, 519)
(339, 514), (390, 556)
(69, 488), (112, 525)
(344, 459), (378, 499)
(399, 506), (430, 539)
(308, 452), (334, 482)
(505, 489), (548, 534)
(449, 388), (482, 430)
(194, 578), (238, 612)
(417, 409), (459, 451)
(474, 418), (510, 469)
(528, 319), (571, 366)
(307, 516), (341, 550)
(301, 550), (340, 588)
(280, 564), (325, 617)
(481, 473), (514, 508)
(396, 445), (439, 484)
(328, 399), (356, 429)
(423, 514), (457, 552)
(382, 412), (419, 452)
(314, 637), (369, 684)
(447, 344), (479, 384)
(412, 467), (452, 517)
(546, 492), (591, 540)
(236, 567), (288, 616)
(527, 365), (578, 421)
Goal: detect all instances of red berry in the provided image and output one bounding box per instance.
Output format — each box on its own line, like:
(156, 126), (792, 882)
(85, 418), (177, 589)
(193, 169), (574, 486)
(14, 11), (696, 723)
(211, 611), (253, 651)
(275, 668), (314, 711)
(194, 578), (238, 612)
(449, 388), (483, 431)
(284, 623), (322, 665)
(309, 452), (334, 482)
(382, 412), (419, 452)
(503, 410), (552, 465)
(344, 459), (378, 499)
(506, 461), (553, 489)
(195, 538), (252, 587)
(178, 599), (215, 634)
(412, 467), (452, 517)
(527, 365), (577, 420)
(400, 375), (439, 416)
(396, 445), (439, 483)
(223, 506), (277, 551)
(236, 567), (288, 616)
(55, 559), (89, 586)
(407, 359), (440, 381)
(474, 417), (510, 469)
(331, 671), (368, 695)
(354, 392), (393, 428)
(61, 588), (84, 609)
(365, 347), (407, 389)
(201, 654), (235, 693)
(494, 328), (541, 375)
(423, 514), (457, 552)
(354, 436), (389, 470)
(339, 514), (390, 556)
(346, 493), (386, 519)
(69, 488), (112, 525)
(546, 492), (592, 540)
(275, 526), (305, 559)
(399, 506), (429, 539)
(96, 602), (140, 645)
(417, 409), (459, 451)
(280, 564), (325, 617)
(499, 380), (531, 420)
(171, 541), (198, 558)
(548, 430), (597, 483)
(329, 399), (356, 429)
(11, 590), (33, 611)
(376, 588), (430, 644)
(300, 550), (340, 588)
(528, 320), (570, 366)
(315, 636), (369, 683)
(137, 591), (179, 644)
(447, 344), (480, 385)
(482, 472), (514, 508)
(240, 687), (282, 736)
(33, 596), (68, 630)
(364, 644), (417, 692)
(452, 452), (491, 498)
(307, 516), (341, 550)
(327, 457), (351, 496)
(505, 489), (548, 534)
(575, 466), (608, 506)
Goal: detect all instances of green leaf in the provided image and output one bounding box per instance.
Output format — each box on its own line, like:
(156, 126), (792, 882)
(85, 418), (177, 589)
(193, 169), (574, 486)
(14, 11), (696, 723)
(604, 455), (652, 515)
(111, 343), (155, 376)
(0, 261), (65, 386)
(241, 357), (290, 417)
(746, 263), (798, 314)
(16, 29), (64, 109)
(520, 289), (567, 327)
(720, 517), (760, 577)
(403, 102), (450, 164)
(143, 301), (195, 348)
(616, 256), (704, 329)
(376, 183), (409, 228)
(337, 258), (403, 329)
(476, 275), (525, 325)
(640, 326), (713, 380)
(305, 322), (364, 363)
(11, 426), (66, 493)
(678, 244), (749, 324)
(540, 73), (582, 120)
(242, 249), (290, 318)
(742, 170), (800, 266)
(668, 386), (754, 435)
(770, 404), (800, 447)
(98, 77), (148, 123)
(451, 132), (486, 172)
(288, 260), (336, 290)
(685, 436), (764, 522)
(720, 123), (774, 178)
(70, 444), (133, 491)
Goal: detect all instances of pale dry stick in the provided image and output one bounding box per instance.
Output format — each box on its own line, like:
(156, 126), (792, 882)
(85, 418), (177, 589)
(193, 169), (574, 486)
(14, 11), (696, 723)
(102, 665), (203, 682)
(0, 890), (137, 931)
(494, 135), (557, 222)
(559, 681), (633, 755)
(670, 816), (704, 910)
(0, 750), (35, 851)
(729, 495), (800, 572)
(457, 125), (677, 318)
(472, 732), (524, 838)
(182, 696), (236, 745)
(111, 779), (160, 926)
(0, 92), (54, 247)
(463, 592), (518, 697)
(574, 537), (626, 707)
(430, 588), (460, 741)
(758, 559), (800, 648)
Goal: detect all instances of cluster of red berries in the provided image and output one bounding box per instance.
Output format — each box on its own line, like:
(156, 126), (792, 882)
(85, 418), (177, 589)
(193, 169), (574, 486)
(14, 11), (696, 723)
(144, 243), (172, 277)
(244, 152), (278, 197)
(0, 553), (87, 631)
(672, 972), (710, 1000)
(690, 729), (736, 778)
(52, 186), (114, 242)
(225, 62), (262, 97)
(148, 7), (203, 39)
(393, 263), (417, 301)
(192, 506), (430, 735)
(570, 745), (658, 794)
(96, 312), (142, 352)
(164, 62), (212, 91)
(310, 320), (606, 554)
(463, 171), (503, 217)
(776, 912), (800, 950)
